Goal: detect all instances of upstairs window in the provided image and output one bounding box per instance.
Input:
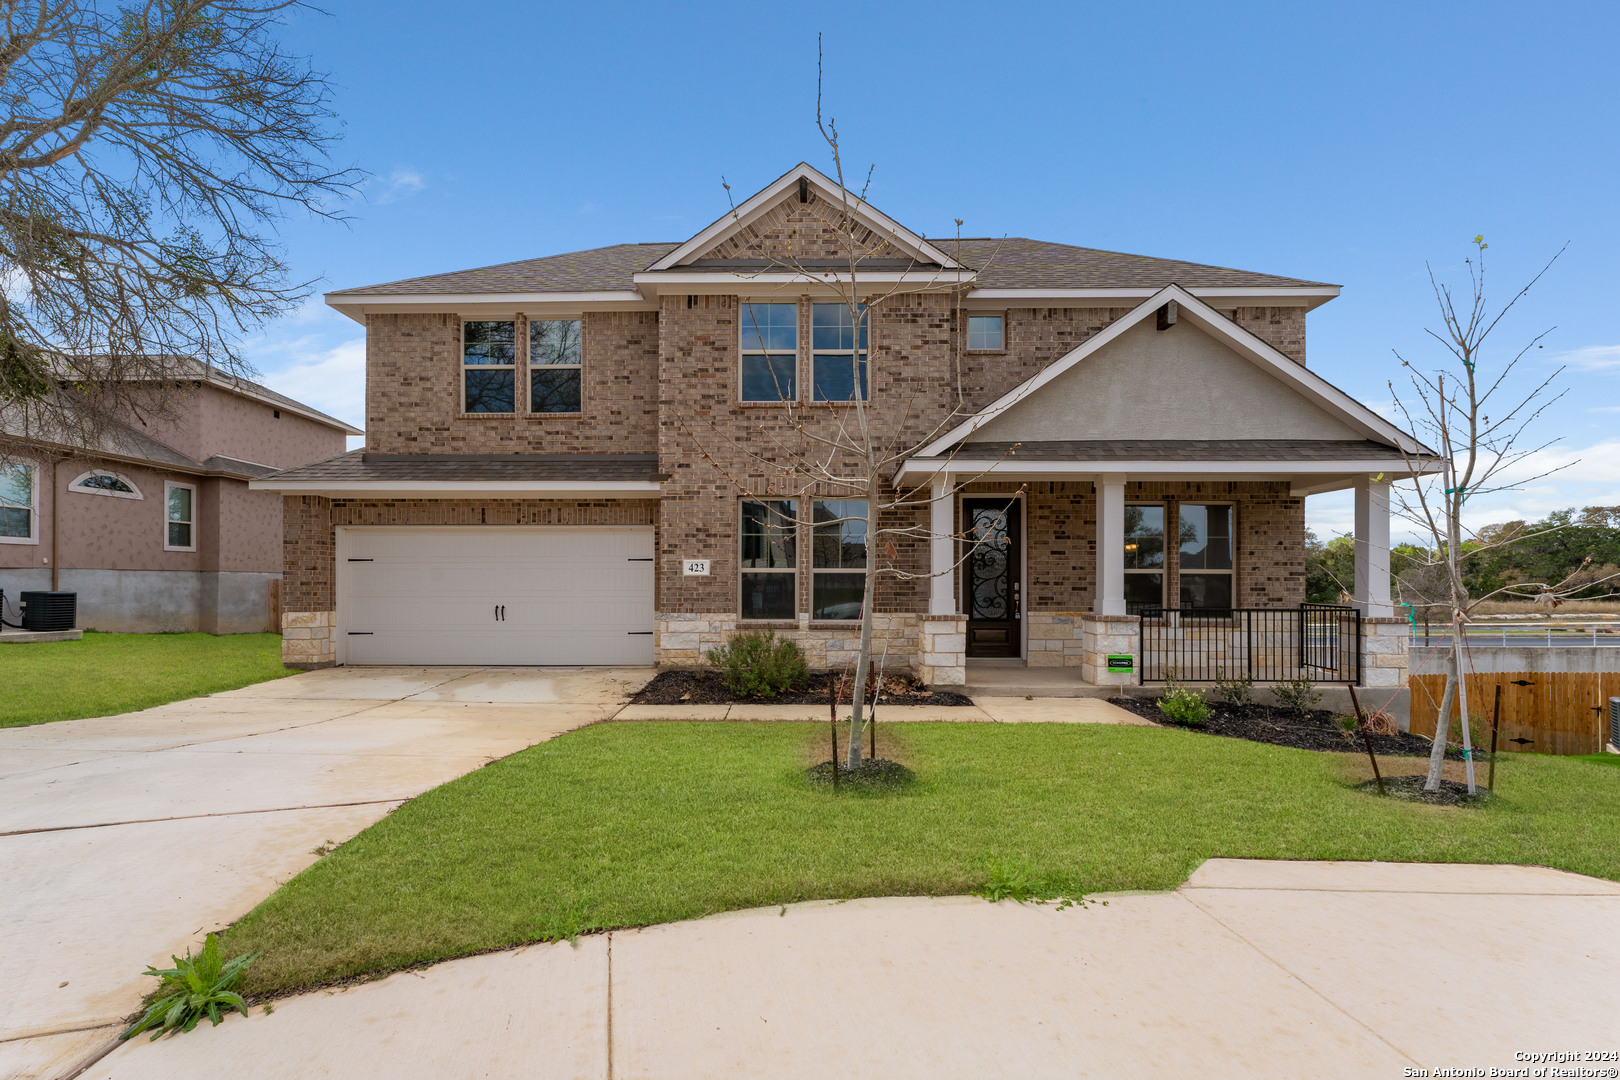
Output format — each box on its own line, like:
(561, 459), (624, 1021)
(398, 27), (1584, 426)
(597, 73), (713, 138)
(530, 319), (582, 413)
(165, 482), (196, 551)
(463, 320), (515, 413)
(69, 471), (142, 499)
(811, 303), (867, 402)
(1123, 504), (1165, 614)
(740, 303), (797, 402)
(812, 498), (867, 619)
(0, 462), (36, 542)
(1179, 504), (1234, 610)
(967, 314), (1004, 351)
(740, 499), (796, 619)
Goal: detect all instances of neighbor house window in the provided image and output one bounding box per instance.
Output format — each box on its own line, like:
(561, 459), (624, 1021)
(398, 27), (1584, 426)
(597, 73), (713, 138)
(812, 499), (867, 619)
(967, 314), (1004, 351)
(463, 320), (516, 413)
(811, 303), (866, 402)
(740, 303), (797, 402)
(1179, 503), (1234, 610)
(530, 318), (582, 413)
(69, 471), (142, 500)
(0, 462), (36, 542)
(1123, 503), (1165, 614)
(740, 499), (796, 619)
(164, 482), (196, 551)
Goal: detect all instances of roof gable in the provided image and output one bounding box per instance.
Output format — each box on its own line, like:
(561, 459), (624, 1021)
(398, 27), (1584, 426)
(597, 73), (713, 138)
(646, 163), (960, 272)
(916, 285), (1427, 458)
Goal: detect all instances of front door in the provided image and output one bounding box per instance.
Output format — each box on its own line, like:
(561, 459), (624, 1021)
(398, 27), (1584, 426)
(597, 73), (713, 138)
(963, 497), (1021, 658)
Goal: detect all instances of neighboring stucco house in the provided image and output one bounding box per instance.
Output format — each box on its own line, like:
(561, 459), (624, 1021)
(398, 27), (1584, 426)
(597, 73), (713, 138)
(256, 163), (1435, 689)
(1, 370), (360, 633)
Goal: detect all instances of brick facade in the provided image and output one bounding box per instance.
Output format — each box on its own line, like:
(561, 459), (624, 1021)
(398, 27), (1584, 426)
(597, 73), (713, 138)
(283, 192), (1329, 678)
(365, 310), (659, 454)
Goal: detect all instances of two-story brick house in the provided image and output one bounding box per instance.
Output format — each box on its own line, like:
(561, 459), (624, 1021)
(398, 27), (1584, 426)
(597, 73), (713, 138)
(257, 163), (1432, 689)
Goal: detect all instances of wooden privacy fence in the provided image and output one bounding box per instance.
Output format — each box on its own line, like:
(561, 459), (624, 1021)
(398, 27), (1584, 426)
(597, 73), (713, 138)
(1408, 671), (1620, 756)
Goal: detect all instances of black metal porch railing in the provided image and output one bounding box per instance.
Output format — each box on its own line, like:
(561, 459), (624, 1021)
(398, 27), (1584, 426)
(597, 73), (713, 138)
(1138, 604), (1361, 684)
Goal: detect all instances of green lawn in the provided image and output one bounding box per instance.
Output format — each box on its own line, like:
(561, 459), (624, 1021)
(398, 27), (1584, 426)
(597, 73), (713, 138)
(223, 721), (1620, 998)
(0, 631), (290, 727)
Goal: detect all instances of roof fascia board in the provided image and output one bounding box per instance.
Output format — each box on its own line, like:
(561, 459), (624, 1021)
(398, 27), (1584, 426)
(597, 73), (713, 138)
(895, 457), (1442, 484)
(646, 162), (960, 273)
(248, 479), (662, 498)
(964, 285), (1339, 308)
(915, 284), (1423, 458)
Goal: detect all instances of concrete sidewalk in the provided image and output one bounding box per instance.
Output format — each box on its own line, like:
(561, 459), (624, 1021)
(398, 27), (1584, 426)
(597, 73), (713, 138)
(83, 859), (1620, 1080)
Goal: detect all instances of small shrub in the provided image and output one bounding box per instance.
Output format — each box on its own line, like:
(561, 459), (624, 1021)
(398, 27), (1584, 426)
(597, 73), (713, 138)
(1213, 668), (1254, 706)
(121, 934), (257, 1041)
(1273, 676), (1321, 715)
(1156, 686), (1210, 728)
(705, 630), (809, 698)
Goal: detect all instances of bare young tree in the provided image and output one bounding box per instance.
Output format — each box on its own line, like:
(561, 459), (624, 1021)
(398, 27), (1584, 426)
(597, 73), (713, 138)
(681, 46), (1024, 768)
(0, 0), (357, 458)
(1389, 236), (1574, 793)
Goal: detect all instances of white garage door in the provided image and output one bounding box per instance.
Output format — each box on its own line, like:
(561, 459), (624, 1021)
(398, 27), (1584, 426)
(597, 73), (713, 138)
(337, 526), (655, 665)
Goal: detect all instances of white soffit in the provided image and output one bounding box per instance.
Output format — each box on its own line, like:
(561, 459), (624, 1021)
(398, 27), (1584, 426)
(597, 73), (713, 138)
(913, 284), (1427, 459)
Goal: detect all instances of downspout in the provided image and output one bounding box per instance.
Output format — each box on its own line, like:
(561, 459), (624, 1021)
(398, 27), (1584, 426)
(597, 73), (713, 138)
(50, 459), (59, 591)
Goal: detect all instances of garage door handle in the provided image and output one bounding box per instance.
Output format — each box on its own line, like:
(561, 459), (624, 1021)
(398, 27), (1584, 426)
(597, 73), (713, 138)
(627, 631), (653, 635)
(348, 631), (373, 635)
(627, 557), (654, 562)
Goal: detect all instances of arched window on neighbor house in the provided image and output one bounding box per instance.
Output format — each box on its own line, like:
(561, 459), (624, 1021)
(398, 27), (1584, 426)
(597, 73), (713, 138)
(68, 471), (143, 500)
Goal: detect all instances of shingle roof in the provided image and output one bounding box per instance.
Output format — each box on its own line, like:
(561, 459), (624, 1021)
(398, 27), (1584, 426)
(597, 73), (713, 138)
(947, 239), (1333, 290)
(936, 439), (1417, 462)
(328, 239), (1331, 297)
(266, 451), (663, 484)
(329, 243), (679, 297)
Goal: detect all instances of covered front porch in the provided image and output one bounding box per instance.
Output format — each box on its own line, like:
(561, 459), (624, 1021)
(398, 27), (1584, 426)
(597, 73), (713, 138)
(900, 449), (1424, 697)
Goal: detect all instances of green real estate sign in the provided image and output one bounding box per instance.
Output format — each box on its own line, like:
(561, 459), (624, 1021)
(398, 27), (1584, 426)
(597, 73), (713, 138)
(1106, 654), (1134, 674)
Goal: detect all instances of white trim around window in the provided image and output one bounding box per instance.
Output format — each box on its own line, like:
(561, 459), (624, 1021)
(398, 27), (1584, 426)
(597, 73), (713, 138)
(966, 312), (1005, 352)
(0, 459), (39, 545)
(164, 481), (197, 552)
(69, 470), (143, 500)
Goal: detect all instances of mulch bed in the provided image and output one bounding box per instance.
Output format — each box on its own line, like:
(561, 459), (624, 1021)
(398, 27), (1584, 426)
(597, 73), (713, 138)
(631, 669), (974, 707)
(1358, 774), (1492, 806)
(805, 758), (916, 788)
(1106, 696), (1471, 759)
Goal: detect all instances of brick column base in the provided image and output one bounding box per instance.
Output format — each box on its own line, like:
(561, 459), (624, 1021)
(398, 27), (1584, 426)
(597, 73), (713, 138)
(918, 614), (966, 687)
(1080, 613), (1141, 686)
(282, 610), (335, 669)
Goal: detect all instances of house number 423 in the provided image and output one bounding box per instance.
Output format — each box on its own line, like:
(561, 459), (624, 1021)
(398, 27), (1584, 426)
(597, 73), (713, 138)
(683, 559), (710, 576)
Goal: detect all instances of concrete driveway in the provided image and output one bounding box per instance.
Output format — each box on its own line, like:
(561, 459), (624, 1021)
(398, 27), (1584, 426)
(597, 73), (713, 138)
(0, 666), (649, 1080)
(82, 859), (1620, 1080)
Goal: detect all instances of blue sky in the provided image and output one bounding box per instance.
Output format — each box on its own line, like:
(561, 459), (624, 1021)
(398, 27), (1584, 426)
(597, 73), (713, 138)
(249, 0), (1620, 541)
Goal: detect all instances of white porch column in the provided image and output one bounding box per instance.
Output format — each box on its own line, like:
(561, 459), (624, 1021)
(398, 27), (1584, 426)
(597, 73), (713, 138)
(929, 475), (956, 615)
(1094, 473), (1126, 616)
(1353, 477), (1394, 617)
